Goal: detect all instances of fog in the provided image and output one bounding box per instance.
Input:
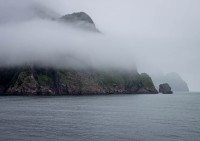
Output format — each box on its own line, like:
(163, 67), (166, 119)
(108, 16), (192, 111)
(0, 0), (199, 91)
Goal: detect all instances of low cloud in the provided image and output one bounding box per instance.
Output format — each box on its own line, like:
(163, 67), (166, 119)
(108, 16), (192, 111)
(0, 18), (136, 70)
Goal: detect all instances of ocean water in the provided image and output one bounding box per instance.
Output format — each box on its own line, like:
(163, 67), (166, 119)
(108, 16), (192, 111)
(0, 92), (199, 141)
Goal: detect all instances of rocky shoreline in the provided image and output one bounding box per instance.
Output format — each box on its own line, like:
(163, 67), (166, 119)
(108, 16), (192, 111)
(0, 66), (158, 95)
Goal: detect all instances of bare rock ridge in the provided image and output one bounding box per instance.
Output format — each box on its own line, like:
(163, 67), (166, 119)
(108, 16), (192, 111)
(61, 12), (95, 24)
(60, 12), (99, 32)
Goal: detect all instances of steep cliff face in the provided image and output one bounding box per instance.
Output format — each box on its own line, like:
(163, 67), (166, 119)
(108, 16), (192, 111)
(7, 71), (38, 94)
(0, 66), (158, 95)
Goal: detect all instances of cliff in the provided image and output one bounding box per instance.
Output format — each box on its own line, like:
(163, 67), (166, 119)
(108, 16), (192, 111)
(0, 66), (158, 95)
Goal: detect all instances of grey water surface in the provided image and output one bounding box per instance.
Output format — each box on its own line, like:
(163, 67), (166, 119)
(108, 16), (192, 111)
(0, 92), (199, 141)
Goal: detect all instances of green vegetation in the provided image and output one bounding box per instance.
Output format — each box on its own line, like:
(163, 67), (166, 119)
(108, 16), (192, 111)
(0, 66), (157, 95)
(95, 72), (124, 86)
(59, 71), (82, 87)
(139, 73), (154, 88)
(59, 72), (70, 85)
(37, 74), (49, 86)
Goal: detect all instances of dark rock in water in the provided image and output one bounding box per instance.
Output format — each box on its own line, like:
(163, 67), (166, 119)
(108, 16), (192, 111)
(0, 66), (158, 95)
(159, 83), (173, 94)
(60, 12), (99, 32)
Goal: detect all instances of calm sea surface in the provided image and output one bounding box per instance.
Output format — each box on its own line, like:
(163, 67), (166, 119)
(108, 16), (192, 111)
(0, 92), (199, 141)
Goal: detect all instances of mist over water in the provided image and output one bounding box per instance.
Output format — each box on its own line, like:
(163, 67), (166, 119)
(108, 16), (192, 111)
(0, 0), (199, 91)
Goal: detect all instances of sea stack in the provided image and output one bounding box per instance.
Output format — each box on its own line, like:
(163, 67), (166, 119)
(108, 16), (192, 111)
(159, 83), (173, 94)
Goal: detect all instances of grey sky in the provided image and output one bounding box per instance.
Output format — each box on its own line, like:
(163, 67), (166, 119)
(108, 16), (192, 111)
(0, 0), (200, 91)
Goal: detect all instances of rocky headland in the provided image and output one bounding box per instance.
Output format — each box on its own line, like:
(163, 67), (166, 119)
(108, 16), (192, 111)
(0, 11), (158, 95)
(0, 66), (158, 95)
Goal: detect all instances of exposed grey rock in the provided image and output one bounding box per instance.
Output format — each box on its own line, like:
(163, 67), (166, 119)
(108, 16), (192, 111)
(38, 86), (55, 95)
(7, 71), (38, 95)
(61, 12), (94, 24)
(60, 12), (99, 32)
(159, 83), (173, 94)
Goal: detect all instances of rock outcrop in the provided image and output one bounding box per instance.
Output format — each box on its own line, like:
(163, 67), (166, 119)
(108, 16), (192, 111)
(7, 71), (38, 94)
(61, 12), (95, 24)
(60, 12), (99, 32)
(159, 83), (173, 94)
